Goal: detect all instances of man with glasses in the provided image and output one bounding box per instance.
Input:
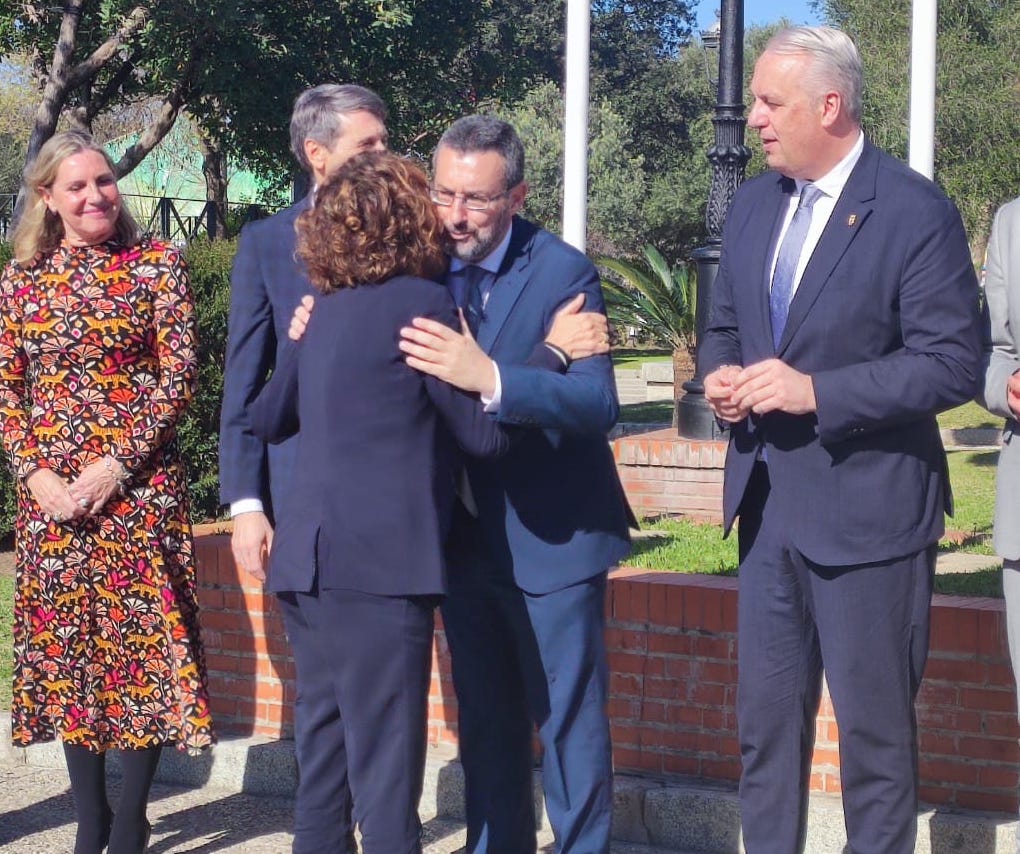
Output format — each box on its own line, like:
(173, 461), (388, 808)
(399, 115), (632, 853)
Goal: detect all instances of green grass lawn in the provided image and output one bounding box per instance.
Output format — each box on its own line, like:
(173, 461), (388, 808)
(630, 517), (739, 575)
(938, 400), (999, 431)
(618, 401), (673, 423)
(626, 444), (1002, 597)
(612, 348), (671, 370)
(1, 574), (12, 709)
(944, 449), (997, 553)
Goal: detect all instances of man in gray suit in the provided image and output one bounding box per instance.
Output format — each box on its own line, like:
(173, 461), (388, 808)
(978, 198), (1020, 764)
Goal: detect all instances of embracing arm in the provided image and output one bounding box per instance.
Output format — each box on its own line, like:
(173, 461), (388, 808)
(978, 203), (1020, 421)
(496, 264), (618, 434)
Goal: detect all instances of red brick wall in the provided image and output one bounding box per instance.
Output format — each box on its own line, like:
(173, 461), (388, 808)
(194, 534), (1019, 814)
(612, 429), (726, 522)
(194, 530), (295, 738)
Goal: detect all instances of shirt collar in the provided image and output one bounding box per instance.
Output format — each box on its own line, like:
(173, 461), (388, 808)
(795, 131), (864, 200)
(448, 223), (513, 275)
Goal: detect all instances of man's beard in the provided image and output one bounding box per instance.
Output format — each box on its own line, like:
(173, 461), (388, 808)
(442, 221), (504, 264)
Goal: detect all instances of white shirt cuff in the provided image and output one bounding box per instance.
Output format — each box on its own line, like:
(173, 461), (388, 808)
(231, 498), (265, 517)
(482, 363), (502, 412)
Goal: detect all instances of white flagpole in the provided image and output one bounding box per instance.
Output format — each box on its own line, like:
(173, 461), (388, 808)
(562, 0), (591, 251)
(908, 0), (937, 179)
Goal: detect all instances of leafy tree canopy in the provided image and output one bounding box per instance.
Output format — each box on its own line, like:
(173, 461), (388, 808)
(818, 0), (1020, 249)
(0, 0), (563, 184)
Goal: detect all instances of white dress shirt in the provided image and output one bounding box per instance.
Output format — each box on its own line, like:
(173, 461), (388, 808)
(769, 132), (865, 299)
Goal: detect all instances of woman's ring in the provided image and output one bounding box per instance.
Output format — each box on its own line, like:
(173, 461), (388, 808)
(78, 498), (89, 509)
(53, 512), (64, 522)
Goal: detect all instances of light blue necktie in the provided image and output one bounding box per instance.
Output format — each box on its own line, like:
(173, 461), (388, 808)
(770, 183), (824, 349)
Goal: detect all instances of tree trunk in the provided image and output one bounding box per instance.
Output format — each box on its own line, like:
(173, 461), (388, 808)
(15, 0), (85, 224)
(198, 127), (228, 239)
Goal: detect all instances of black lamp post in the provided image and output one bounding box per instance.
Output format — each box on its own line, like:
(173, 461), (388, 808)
(676, 0), (752, 439)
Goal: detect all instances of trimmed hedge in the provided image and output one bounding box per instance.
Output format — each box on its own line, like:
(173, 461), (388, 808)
(177, 237), (236, 521)
(0, 237), (237, 538)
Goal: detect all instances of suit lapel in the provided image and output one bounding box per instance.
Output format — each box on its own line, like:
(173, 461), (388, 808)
(752, 176), (794, 350)
(476, 217), (534, 353)
(776, 142), (878, 353)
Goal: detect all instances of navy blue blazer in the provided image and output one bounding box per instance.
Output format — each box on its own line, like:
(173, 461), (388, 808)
(248, 275), (512, 596)
(219, 197), (314, 517)
(452, 217), (633, 594)
(699, 140), (982, 565)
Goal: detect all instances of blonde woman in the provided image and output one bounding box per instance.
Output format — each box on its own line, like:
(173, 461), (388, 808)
(0, 130), (213, 853)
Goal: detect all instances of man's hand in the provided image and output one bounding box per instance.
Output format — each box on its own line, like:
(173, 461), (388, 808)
(730, 358), (816, 416)
(231, 511), (274, 583)
(545, 294), (610, 360)
(289, 295), (314, 342)
(1008, 369), (1020, 419)
(704, 365), (749, 423)
(399, 311), (497, 396)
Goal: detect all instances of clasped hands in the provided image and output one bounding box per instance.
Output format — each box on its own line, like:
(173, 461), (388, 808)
(288, 292), (611, 394)
(704, 359), (817, 423)
(26, 456), (126, 524)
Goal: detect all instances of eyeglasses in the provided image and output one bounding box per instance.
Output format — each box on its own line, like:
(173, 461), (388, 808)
(429, 187), (510, 211)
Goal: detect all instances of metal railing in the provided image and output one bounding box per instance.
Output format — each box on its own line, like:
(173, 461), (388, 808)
(0, 194), (14, 242)
(0, 193), (282, 245)
(128, 194), (280, 243)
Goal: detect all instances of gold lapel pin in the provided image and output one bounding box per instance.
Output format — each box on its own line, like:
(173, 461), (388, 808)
(847, 214), (858, 227)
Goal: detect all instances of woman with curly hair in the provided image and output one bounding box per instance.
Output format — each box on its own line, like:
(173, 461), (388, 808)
(0, 130), (213, 853)
(247, 150), (514, 852)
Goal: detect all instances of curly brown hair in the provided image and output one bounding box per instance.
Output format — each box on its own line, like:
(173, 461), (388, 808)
(296, 151), (448, 292)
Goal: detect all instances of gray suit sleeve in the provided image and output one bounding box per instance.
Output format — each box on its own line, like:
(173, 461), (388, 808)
(979, 201), (1020, 419)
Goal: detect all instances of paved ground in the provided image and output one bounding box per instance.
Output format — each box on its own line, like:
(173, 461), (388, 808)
(1, 762), (298, 854)
(0, 760), (672, 854)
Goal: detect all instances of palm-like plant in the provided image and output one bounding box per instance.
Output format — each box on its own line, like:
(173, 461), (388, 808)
(599, 245), (697, 406)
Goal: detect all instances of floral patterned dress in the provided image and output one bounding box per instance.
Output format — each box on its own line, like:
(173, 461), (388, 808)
(0, 236), (214, 753)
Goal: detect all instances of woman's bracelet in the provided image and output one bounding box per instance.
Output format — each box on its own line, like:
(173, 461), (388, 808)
(103, 455), (130, 493)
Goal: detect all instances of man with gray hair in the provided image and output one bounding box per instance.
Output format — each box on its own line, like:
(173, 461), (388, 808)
(221, 83), (387, 577)
(699, 27), (980, 852)
(219, 82), (387, 853)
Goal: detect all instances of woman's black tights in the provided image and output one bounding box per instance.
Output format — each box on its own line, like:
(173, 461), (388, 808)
(63, 743), (162, 853)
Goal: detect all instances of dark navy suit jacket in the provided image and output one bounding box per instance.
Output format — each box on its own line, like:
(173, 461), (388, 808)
(699, 140), (982, 565)
(248, 275), (512, 596)
(452, 217), (632, 594)
(219, 197), (314, 518)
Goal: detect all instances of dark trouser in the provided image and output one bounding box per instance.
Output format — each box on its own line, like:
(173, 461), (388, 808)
(736, 464), (934, 854)
(278, 586), (435, 854)
(63, 743), (161, 854)
(442, 569), (612, 854)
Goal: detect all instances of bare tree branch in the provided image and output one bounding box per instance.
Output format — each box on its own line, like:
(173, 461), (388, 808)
(112, 48), (202, 177)
(84, 53), (142, 124)
(24, 0), (86, 167)
(65, 6), (150, 90)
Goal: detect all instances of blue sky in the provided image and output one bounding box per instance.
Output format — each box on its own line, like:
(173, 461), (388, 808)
(695, 0), (822, 32)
